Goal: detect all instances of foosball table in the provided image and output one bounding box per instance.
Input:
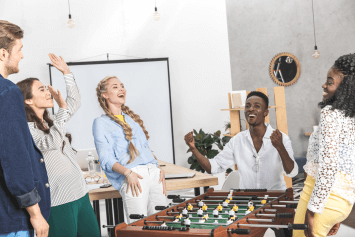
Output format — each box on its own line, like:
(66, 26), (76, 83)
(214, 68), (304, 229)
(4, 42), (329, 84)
(112, 188), (307, 236)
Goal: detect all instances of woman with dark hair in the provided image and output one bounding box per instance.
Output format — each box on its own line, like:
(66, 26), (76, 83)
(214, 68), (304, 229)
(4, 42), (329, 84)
(16, 54), (100, 237)
(293, 53), (355, 237)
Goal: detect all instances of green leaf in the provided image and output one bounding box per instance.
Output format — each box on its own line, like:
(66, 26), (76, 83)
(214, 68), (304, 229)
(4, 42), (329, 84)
(193, 129), (198, 136)
(226, 168), (233, 174)
(188, 156), (196, 164)
(187, 148), (191, 153)
(206, 149), (219, 158)
(214, 130), (221, 137)
(191, 162), (200, 170)
(196, 134), (203, 141)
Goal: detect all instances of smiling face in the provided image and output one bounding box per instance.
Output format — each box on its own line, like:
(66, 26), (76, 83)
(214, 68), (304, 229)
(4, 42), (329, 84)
(322, 67), (344, 101)
(4, 39), (23, 76)
(102, 77), (126, 109)
(244, 96), (268, 126)
(25, 80), (54, 109)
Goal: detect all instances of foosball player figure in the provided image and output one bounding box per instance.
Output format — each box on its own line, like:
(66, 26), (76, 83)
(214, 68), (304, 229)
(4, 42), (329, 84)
(187, 202), (193, 211)
(203, 214), (209, 221)
(202, 203), (208, 212)
(229, 208), (235, 217)
(213, 207), (219, 218)
(222, 200), (229, 208)
(232, 204), (238, 212)
(227, 189), (233, 199)
(197, 207), (203, 217)
(230, 214), (237, 221)
(245, 205), (254, 214)
(182, 207), (188, 217)
(198, 199), (204, 207)
(248, 199), (253, 208)
(176, 212), (183, 220)
(184, 217), (191, 228)
(161, 221), (167, 227)
(173, 217), (180, 222)
(217, 203), (223, 212)
(261, 195), (269, 204)
(226, 217), (233, 225)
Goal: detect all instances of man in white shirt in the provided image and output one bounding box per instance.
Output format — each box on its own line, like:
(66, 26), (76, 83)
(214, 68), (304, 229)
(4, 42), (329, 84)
(184, 91), (298, 190)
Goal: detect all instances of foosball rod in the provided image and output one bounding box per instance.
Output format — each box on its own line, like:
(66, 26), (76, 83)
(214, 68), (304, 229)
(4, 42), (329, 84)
(174, 206), (279, 212)
(145, 218), (274, 226)
(233, 223), (308, 230)
(168, 195), (276, 200)
(179, 203), (298, 208)
(166, 212), (293, 218)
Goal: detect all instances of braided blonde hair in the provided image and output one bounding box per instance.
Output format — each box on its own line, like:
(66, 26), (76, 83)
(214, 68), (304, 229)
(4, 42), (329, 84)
(96, 76), (151, 164)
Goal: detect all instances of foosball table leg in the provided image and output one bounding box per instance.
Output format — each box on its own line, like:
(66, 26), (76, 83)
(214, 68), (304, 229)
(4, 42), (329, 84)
(93, 200), (101, 236)
(194, 187), (200, 196)
(114, 197), (124, 223)
(203, 186), (210, 193)
(105, 199), (114, 237)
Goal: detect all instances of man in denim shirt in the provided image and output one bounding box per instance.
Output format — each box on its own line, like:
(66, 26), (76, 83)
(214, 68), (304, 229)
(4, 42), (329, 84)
(0, 21), (50, 237)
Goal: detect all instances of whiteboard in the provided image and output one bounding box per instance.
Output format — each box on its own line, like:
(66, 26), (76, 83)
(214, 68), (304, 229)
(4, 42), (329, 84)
(49, 58), (175, 164)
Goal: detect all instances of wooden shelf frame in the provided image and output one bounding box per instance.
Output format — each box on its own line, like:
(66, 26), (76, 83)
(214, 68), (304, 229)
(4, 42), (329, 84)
(223, 87), (292, 188)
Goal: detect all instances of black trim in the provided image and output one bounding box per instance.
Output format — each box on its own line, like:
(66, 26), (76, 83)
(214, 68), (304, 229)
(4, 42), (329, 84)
(48, 58), (176, 164)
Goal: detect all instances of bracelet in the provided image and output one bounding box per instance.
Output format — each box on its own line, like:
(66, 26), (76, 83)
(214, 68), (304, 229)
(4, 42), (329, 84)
(125, 170), (132, 178)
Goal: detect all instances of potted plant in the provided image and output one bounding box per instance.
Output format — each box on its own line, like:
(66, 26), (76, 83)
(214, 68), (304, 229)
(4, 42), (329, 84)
(187, 129), (232, 174)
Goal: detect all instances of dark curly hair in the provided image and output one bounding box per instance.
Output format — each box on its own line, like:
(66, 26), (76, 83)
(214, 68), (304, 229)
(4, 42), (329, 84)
(247, 91), (269, 108)
(16, 78), (76, 154)
(319, 53), (355, 117)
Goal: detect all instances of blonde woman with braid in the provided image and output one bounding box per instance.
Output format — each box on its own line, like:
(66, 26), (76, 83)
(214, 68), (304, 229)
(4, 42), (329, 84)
(93, 76), (168, 224)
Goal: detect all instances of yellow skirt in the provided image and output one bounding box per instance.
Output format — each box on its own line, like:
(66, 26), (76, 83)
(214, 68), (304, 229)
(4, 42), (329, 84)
(293, 175), (353, 237)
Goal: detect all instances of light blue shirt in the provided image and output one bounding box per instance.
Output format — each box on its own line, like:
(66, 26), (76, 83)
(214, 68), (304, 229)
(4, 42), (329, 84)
(92, 113), (158, 191)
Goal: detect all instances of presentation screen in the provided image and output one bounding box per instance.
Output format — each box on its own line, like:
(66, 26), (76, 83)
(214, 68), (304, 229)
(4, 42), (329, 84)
(49, 58), (175, 164)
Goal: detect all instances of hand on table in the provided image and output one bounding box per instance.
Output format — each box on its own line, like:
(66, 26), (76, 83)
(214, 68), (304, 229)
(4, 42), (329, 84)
(327, 223), (341, 236)
(159, 168), (167, 196)
(184, 131), (196, 150)
(126, 171), (143, 197)
(270, 129), (284, 150)
(48, 53), (70, 75)
(304, 209), (315, 237)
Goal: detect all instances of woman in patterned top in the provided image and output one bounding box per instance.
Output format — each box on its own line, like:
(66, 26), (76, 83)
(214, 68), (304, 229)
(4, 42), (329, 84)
(294, 53), (355, 237)
(16, 54), (100, 237)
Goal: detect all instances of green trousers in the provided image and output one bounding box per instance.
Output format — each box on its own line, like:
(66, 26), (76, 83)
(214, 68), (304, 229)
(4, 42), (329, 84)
(47, 193), (100, 237)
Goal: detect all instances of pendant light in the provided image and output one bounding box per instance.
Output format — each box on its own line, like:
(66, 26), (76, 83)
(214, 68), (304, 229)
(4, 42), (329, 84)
(311, 0), (319, 59)
(67, 0), (75, 28)
(153, 0), (160, 21)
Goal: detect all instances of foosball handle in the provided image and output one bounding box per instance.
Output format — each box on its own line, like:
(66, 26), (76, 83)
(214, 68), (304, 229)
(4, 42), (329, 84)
(155, 206), (169, 210)
(275, 213), (294, 219)
(173, 198), (186, 203)
(288, 224), (308, 230)
(167, 195), (179, 199)
(129, 214), (145, 219)
(286, 203), (298, 208)
(228, 228), (251, 235)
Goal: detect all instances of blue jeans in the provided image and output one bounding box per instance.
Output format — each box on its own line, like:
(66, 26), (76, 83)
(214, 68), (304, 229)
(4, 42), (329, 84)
(0, 231), (34, 237)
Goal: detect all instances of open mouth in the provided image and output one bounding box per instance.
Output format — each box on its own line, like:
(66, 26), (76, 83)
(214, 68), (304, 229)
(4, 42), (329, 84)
(248, 114), (256, 118)
(118, 94), (125, 98)
(323, 91), (328, 96)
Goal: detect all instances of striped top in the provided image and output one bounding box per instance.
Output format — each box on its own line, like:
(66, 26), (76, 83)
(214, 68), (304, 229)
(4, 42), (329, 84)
(28, 73), (88, 207)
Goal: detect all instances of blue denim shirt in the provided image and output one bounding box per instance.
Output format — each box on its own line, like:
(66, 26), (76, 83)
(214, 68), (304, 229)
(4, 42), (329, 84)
(0, 74), (51, 234)
(92, 113), (158, 191)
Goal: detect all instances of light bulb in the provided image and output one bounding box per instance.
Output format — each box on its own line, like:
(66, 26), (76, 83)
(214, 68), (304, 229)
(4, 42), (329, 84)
(285, 56), (293, 64)
(153, 7), (160, 21)
(67, 14), (75, 28)
(312, 46), (320, 59)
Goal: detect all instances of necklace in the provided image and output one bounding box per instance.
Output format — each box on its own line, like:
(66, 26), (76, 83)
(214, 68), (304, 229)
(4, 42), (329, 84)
(252, 142), (264, 173)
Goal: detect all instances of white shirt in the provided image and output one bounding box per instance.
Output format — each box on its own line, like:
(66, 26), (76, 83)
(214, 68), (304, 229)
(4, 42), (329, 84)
(209, 123), (298, 190)
(304, 106), (355, 214)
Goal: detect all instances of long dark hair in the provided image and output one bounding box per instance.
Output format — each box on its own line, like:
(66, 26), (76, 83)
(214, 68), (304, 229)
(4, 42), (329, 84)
(16, 78), (75, 153)
(319, 53), (355, 117)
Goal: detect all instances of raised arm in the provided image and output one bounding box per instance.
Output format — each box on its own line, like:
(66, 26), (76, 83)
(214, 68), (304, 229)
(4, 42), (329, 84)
(307, 107), (340, 214)
(48, 54), (81, 120)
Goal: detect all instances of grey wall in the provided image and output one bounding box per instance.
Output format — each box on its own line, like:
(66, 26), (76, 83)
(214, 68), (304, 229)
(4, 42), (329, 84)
(226, 0), (355, 158)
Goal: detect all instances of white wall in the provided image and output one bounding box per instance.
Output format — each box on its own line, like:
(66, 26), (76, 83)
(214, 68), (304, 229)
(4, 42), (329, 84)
(1, 0), (232, 168)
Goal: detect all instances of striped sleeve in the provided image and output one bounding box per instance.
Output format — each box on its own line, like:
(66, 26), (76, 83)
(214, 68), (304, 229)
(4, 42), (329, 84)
(29, 108), (70, 151)
(55, 73), (81, 122)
